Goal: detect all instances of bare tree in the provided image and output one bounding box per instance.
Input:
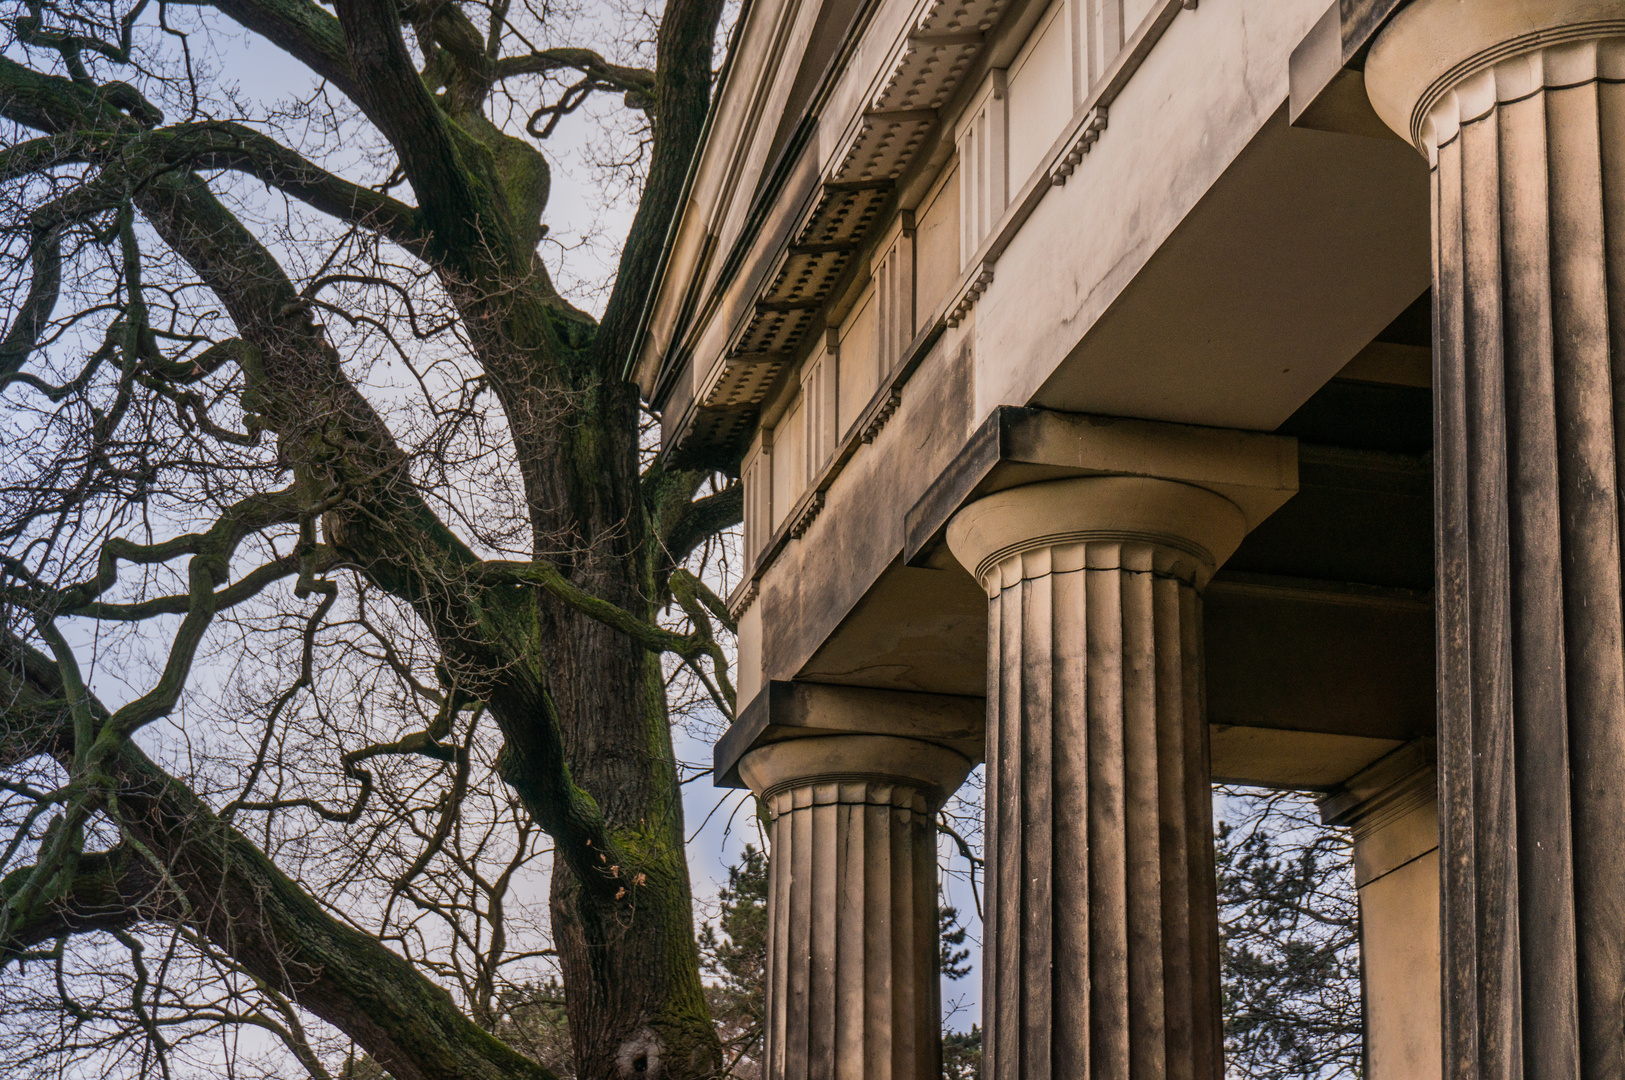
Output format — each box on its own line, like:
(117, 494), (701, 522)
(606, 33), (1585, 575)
(1216, 787), (1363, 1080)
(0, 0), (743, 1073)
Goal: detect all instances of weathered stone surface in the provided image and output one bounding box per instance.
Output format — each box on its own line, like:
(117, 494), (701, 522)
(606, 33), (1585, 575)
(1368, 5), (1625, 1075)
(739, 735), (974, 1080)
(947, 476), (1238, 1080)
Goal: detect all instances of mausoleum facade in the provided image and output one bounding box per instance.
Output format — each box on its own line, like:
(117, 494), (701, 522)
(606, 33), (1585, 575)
(631, 0), (1625, 1075)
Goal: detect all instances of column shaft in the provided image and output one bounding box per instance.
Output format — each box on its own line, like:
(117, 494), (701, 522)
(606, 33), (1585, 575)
(1435, 54), (1625, 1078)
(983, 543), (1220, 1080)
(949, 476), (1245, 1080)
(741, 735), (972, 1080)
(1368, 11), (1625, 1077)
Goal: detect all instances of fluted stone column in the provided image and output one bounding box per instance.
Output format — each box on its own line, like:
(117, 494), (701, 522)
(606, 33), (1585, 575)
(1366, 5), (1625, 1076)
(946, 476), (1245, 1080)
(738, 735), (973, 1080)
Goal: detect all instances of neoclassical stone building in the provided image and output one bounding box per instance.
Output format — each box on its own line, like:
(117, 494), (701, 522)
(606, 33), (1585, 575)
(630, 1), (1625, 1076)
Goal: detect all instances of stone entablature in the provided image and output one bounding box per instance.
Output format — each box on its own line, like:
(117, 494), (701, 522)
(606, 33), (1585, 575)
(636, 0), (1207, 485)
(723, 0), (1207, 612)
(729, 0), (1427, 740)
(686, 0), (1427, 633)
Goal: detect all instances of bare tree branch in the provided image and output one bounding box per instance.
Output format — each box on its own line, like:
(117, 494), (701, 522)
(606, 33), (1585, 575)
(0, 633), (562, 1080)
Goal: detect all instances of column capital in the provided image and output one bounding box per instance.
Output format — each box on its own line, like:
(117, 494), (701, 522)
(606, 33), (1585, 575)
(1318, 739), (1436, 838)
(1366, 0), (1625, 151)
(738, 734), (975, 805)
(715, 681), (985, 788)
(944, 475), (1248, 591)
(905, 408), (1296, 569)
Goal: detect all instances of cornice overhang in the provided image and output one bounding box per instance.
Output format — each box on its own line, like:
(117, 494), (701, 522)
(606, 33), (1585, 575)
(645, 0), (1019, 468)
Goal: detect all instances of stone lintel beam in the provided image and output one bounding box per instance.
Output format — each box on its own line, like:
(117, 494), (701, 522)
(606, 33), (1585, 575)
(1339, 0), (1413, 66)
(714, 680), (985, 788)
(904, 406), (1298, 568)
(1205, 575), (1435, 743)
(1288, 2), (1406, 139)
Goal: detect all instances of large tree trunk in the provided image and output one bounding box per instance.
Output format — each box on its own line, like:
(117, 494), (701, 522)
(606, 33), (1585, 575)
(536, 375), (719, 1079)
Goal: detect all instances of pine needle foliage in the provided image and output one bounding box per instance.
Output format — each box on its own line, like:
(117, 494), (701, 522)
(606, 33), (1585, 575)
(1217, 787), (1363, 1080)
